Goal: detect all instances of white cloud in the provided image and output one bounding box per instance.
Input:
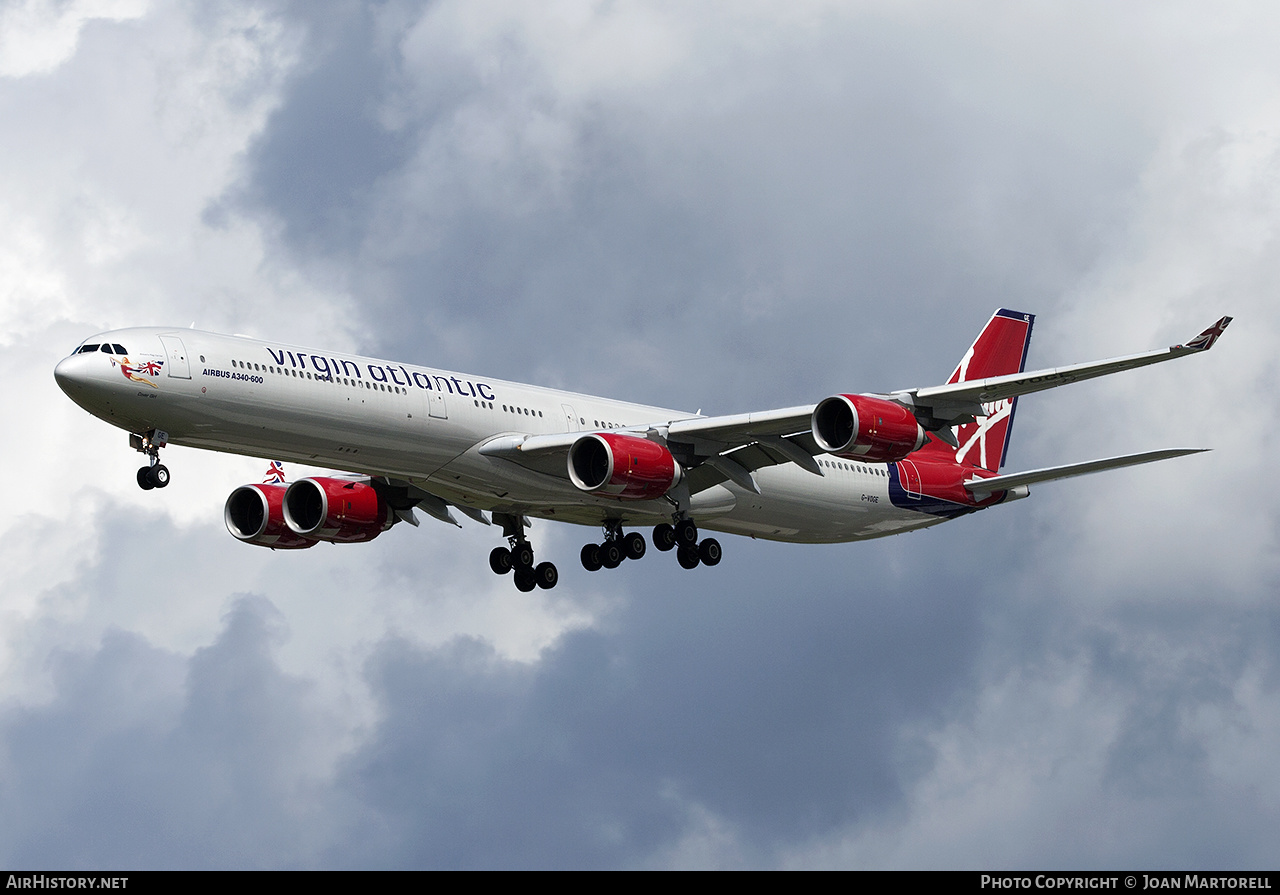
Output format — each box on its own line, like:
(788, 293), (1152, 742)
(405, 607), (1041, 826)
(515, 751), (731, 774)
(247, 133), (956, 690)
(0, 0), (148, 79)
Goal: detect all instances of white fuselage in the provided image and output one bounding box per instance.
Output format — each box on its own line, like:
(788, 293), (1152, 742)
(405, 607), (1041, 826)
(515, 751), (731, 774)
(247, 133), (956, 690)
(54, 327), (948, 544)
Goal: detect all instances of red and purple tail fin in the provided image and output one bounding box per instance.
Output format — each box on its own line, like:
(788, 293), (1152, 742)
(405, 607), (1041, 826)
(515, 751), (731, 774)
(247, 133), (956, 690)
(927, 308), (1035, 472)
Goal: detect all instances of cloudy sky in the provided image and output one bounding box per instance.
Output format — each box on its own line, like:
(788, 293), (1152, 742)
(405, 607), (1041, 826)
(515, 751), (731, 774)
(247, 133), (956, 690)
(3, 0), (1278, 869)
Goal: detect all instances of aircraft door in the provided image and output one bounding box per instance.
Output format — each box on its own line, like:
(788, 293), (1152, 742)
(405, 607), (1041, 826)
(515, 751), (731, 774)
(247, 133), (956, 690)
(157, 335), (191, 379)
(428, 392), (447, 419)
(898, 460), (922, 499)
(562, 404), (580, 432)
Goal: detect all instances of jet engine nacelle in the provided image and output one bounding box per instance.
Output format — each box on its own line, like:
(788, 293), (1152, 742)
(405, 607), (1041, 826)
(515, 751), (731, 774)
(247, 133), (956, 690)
(224, 483), (317, 550)
(567, 433), (683, 500)
(282, 477), (392, 543)
(812, 394), (927, 463)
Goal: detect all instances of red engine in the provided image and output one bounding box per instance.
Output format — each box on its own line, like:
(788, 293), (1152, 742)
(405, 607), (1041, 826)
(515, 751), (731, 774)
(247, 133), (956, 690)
(282, 477), (392, 543)
(567, 433), (682, 500)
(224, 483), (317, 550)
(812, 394), (926, 463)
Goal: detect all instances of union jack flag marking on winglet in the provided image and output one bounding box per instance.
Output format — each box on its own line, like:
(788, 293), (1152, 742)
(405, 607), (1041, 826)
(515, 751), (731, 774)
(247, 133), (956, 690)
(263, 461), (286, 484)
(1177, 316), (1232, 352)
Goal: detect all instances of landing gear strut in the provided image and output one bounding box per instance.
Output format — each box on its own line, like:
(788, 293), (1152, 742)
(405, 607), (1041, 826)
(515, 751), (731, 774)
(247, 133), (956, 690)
(131, 430), (170, 490)
(489, 513), (557, 591)
(580, 520), (647, 572)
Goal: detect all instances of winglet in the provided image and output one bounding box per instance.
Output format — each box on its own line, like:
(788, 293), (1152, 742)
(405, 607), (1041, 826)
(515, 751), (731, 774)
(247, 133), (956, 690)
(1176, 316), (1232, 352)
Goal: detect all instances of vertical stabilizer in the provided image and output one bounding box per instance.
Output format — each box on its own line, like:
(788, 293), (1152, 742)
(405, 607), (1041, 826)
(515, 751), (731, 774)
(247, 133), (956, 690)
(932, 308), (1035, 472)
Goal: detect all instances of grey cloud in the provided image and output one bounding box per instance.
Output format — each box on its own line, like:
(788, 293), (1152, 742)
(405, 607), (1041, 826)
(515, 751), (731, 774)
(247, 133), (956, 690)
(0, 598), (335, 869)
(228, 4), (1145, 409)
(3, 522), (1279, 868)
(330, 536), (987, 868)
(237, 0), (418, 257)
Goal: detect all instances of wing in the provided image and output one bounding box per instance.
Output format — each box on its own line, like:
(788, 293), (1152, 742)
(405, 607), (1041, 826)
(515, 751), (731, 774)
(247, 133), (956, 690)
(371, 476), (492, 528)
(478, 406), (823, 497)
(477, 315), (1231, 496)
(889, 316), (1233, 429)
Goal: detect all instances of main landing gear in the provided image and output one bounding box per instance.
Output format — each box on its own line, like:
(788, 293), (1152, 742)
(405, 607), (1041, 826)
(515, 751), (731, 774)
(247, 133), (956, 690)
(131, 430), (170, 491)
(652, 518), (721, 570)
(489, 514), (558, 592)
(491, 514), (722, 587)
(581, 518), (721, 573)
(580, 520), (647, 572)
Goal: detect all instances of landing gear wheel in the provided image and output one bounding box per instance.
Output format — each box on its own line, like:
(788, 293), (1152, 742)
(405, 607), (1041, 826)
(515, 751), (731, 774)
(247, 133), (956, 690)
(514, 568), (536, 592)
(149, 464), (170, 488)
(623, 531), (646, 560)
(137, 467), (155, 491)
(534, 562), (558, 589)
(489, 547), (513, 575)
(674, 518), (698, 548)
(511, 542), (535, 569)
(580, 543), (603, 572)
(600, 541), (623, 569)
(698, 537), (722, 566)
(653, 523), (676, 552)
(677, 545), (701, 569)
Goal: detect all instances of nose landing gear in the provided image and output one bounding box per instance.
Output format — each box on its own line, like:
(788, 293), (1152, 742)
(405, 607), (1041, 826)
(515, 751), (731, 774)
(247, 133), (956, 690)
(131, 430), (171, 490)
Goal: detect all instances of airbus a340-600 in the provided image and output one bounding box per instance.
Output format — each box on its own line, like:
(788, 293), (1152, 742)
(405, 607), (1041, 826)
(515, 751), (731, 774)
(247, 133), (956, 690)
(54, 310), (1231, 591)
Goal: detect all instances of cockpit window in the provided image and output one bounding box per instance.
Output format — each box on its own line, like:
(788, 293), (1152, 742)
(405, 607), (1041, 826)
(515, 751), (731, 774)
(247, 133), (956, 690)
(77, 344), (101, 354)
(111, 343), (127, 354)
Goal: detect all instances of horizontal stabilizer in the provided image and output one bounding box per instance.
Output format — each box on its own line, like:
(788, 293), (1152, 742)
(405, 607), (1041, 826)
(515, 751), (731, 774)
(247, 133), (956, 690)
(964, 448), (1208, 495)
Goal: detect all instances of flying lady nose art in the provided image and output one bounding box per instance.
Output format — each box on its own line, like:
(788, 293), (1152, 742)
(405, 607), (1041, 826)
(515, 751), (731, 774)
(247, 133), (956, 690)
(108, 353), (164, 388)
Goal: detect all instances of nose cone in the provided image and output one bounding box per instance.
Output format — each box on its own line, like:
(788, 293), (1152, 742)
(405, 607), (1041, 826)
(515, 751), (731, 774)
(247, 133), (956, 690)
(54, 354), (85, 394)
(54, 353), (104, 410)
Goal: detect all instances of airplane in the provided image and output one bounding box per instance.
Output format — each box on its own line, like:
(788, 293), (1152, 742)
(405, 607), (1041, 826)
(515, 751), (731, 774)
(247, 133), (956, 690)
(53, 310), (1231, 591)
